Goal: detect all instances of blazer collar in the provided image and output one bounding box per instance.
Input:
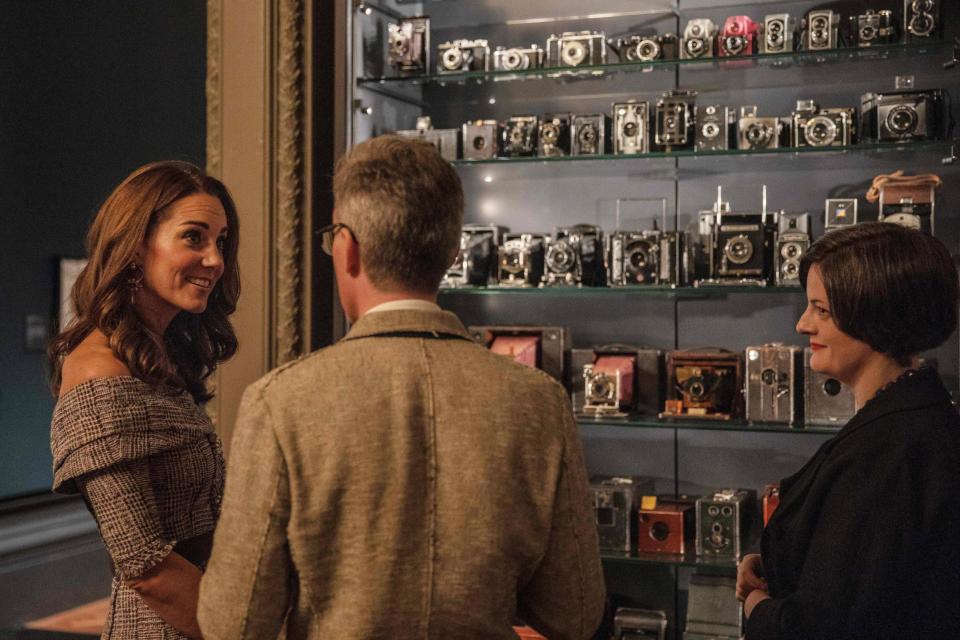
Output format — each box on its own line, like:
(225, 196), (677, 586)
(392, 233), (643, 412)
(340, 308), (471, 342)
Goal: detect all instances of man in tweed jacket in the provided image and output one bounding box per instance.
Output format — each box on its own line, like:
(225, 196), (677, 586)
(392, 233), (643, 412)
(197, 135), (605, 639)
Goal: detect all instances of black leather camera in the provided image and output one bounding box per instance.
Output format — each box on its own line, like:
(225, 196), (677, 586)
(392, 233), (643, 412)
(655, 90), (696, 151)
(498, 233), (545, 287)
(609, 230), (685, 286)
(387, 16), (430, 76)
(546, 31), (607, 67)
(851, 10), (897, 47)
(696, 105), (735, 151)
(612, 33), (678, 62)
(542, 225), (605, 287)
(492, 45), (544, 71)
(860, 89), (944, 142)
(437, 39), (490, 74)
(500, 115), (539, 157)
(442, 224), (507, 288)
(709, 212), (776, 284)
(571, 114), (610, 156)
(791, 100), (855, 148)
(538, 113), (572, 157)
(904, 0), (940, 41)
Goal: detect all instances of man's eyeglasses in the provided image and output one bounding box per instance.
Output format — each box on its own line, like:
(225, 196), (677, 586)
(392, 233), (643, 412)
(317, 223), (355, 256)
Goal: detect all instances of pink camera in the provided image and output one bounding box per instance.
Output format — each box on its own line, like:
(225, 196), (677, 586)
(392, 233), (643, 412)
(719, 15), (758, 56)
(490, 335), (540, 368)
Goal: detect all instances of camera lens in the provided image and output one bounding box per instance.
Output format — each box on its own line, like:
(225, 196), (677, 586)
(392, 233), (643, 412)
(721, 506), (733, 517)
(761, 368), (777, 386)
(442, 47), (464, 70)
(503, 50), (522, 70)
(860, 25), (876, 40)
(501, 249), (522, 274)
(542, 124), (558, 143)
(546, 243), (575, 273)
(823, 378), (842, 396)
(562, 40), (587, 66)
(745, 122), (771, 148)
(913, 0), (933, 11)
(579, 125), (597, 145)
(472, 136), (486, 151)
(728, 21), (742, 33)
(685, 38), (704, 56)
(708, 506), (720, 516)
(724, 35), (745, 54)
(724, 235), (754, 265)
(589, 376), (613, 400)
(651, 521), (670, 541)
(509, 126), (525, 144)
(886, 105), (919, 135)
(637, 40), (660, 61)
(688, 379), (706, 399)
(908, 13), (934, 36)
(623, 121), (638, 138)
(701, 122), (720, 139)
(689, 24), (703, 37)
(805, 116), (838, 147)
(782, 260), (799, 278)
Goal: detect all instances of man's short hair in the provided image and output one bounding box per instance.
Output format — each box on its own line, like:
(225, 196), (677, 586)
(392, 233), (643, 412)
(333, 135), (464, 293)
(799, 222), (959, 365)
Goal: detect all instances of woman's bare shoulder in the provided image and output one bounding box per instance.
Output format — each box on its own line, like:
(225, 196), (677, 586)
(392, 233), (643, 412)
(60, 332), (131, 397)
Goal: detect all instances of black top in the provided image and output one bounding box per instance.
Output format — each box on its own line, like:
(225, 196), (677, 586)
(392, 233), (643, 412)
(746, 367), (960, 640)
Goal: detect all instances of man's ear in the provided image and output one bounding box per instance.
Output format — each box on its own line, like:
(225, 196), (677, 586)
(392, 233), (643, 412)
(344, 232), (362, 277)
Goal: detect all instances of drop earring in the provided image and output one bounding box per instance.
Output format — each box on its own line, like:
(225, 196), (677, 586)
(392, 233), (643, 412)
(127, 263), (144, 303)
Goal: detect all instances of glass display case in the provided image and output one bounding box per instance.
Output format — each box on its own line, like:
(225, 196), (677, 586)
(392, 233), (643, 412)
(343, 0), (960, 636)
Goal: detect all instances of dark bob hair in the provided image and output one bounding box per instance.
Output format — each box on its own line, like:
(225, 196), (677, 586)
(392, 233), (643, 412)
(799, 222), (958, 366)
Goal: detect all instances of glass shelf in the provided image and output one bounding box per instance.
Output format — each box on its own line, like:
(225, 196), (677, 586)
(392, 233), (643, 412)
(449, 140), (951, 166)
(601, 549), (739, 569)
(441, 285), (803, 298)
(358, 41), (951, 87)
(577, 414), (841, 435)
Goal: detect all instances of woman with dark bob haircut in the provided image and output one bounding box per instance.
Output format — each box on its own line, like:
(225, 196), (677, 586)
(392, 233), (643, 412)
(48, 161), (239, 639)
(737, 222), (960, 639)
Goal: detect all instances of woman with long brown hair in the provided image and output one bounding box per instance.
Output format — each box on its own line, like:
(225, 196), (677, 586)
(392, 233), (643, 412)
(49, 161), (240, 639)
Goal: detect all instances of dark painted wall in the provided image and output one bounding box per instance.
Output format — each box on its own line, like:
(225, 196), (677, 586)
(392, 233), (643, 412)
(0, 1), (206, 500)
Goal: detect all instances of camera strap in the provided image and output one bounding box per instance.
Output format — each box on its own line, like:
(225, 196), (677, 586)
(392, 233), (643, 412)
(350, 330), (474, 342)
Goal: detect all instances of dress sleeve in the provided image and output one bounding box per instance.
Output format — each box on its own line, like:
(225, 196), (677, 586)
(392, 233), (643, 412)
(78, 461), (175, 580)
(517, 384), (606, 640)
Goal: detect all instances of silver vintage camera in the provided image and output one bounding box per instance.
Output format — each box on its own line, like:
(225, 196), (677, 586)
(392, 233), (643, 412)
(538, 113), (573, 157)
(590, 476), (655, 552)
(542, 224), (606, 287)
(738, 106), (786, 150)
(437, 39), (490, 74)
(801, 10), (840, 50)
(571, 114), (610, 156)
(493, 44), (544, 71)
(804, 347), (855, 427)
(655, 90), (696, 151)
(442, 224), (507, 288)
(500, 115), (539, 157)
(761, 14), (797, 53)
(791, 100), (855, 148)
(824, 198), (858, 232)
(613, 608), (667, 640)
(611, 33), (678, 62)
(860, 89), (943, 142)
(572, 346), (664, 416)
(696, 488), (756, 559)
(462, 120), (499, 160)
(905, 0), (940, 40)
(498, 233), (545, 287)
(612, 101), (650, 154)
(387, 16), (430, 76)
(685, 575), (742, 640)
(395, 116), (461, 161)
(609, 229), (685, 286)
(776, 212), (811, 286)
(745, 343), (802, 425)
(696, 105), (734, 151)
(546, 31), (607, 68)
(681, 19), (717, 59)
(851, 10), (897, 46)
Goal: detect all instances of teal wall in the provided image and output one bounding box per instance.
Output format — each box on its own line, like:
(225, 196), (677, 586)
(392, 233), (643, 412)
(0, 1), (207, 499)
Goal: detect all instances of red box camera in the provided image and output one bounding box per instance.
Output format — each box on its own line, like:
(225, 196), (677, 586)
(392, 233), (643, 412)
(637, 502), (695, 554)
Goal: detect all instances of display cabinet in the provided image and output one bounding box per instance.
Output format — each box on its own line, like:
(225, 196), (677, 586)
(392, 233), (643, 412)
(343, 0), (960, 636)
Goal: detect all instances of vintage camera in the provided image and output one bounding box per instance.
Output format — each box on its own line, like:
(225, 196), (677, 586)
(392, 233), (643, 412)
(468, 325), (567, 380)
(738, 106), (786, 150)
(437, 39), (490, 74)
(571, 114), (610, 156)
(501, 115), (539, 157)
(395, 116), (461, 161)
(879, 177), (937, 234)
(589, 476), (655, 552)
(660, 350), (743, 420)
(498, 232), (545, 287)
(462, 120), (499, 161)
(696, 105), (734, 151)
(684, 575), (742, 639)
(762, 483), (780, 526)
(613, 608), (667, 640)
(441, 224), (506, 288)
(612, 101), (650, 154)
(546, 31), (607, 68)
(804, 347), (856, 427)
(538, 113), (572, 157)
(719, 15), (759, 57)
(745, 343), (802, 425)
(791, 100), (855, 148)
(681, 19), (717, 59)
(801, 10), (841, 50)
(493, 45), (544, 71)
(861, 89), (943, 142)
(905, 0), (940, 40)
(612, 33), (678, 62)
(655, 90), (696, 151)
(709, 211), (776, 283)
(824, 198), (858, 232)
(696, 488), (756, 559)
(761, 14), (797, 53)
(542, 224), (605, 287)
(851, 10), (897, 46)
(572, 346), (663, 416)
(638, 499), (695, 554)
(776, 213), (811, 286)
(387, 16), (430, 76)
(609, 230), (685, 286)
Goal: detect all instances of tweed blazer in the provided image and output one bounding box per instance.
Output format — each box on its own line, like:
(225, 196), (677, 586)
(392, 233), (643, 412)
(51, 376), (225, 640)
(198, 309), (605, 640)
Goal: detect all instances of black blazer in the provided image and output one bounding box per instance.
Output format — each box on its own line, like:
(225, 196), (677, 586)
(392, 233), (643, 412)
(745, 367), (960, 640)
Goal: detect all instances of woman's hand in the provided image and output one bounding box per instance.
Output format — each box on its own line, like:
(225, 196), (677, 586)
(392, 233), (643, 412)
(736, 553), (768, 602)
(745, 588), (772, 619)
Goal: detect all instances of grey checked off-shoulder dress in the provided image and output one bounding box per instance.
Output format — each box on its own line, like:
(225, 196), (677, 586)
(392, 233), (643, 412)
(50, 376), (225, 640)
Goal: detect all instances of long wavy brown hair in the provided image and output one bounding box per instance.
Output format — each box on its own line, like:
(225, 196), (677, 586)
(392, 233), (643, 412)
(49, 161), (240, 403)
